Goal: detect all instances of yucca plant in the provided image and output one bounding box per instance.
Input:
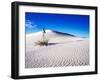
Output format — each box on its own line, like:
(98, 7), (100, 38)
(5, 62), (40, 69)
(35, 39), (48, 46)
(35, 27), (49, 46)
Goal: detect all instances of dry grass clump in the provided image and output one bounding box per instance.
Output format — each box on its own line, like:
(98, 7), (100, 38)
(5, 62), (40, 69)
(35, 39), (49, 46)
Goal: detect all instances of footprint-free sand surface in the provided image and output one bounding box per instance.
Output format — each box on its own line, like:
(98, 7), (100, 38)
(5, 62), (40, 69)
(25, 30), (89, 68)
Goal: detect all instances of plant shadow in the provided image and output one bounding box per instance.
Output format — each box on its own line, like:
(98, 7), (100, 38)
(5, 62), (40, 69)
(48, 43), (59, 46)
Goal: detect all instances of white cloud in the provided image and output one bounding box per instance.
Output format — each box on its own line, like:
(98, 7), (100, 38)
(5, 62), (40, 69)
(26, 20), (38, 29)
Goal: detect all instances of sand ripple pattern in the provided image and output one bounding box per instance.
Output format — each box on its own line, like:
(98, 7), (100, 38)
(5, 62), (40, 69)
(25, 39), (89, 68)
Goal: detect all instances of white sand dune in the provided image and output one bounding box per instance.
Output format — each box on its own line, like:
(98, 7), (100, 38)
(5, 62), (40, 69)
(25, 30), (89, 68)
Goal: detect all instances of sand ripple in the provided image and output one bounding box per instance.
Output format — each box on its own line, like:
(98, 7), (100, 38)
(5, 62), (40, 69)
(25, 39), (89, 68)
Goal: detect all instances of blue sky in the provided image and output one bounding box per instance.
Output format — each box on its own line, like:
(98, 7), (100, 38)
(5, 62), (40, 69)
(25, 12), (89, 37)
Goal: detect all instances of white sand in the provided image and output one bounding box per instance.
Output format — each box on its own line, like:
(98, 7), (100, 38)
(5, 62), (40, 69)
(25, 30), (89, 68)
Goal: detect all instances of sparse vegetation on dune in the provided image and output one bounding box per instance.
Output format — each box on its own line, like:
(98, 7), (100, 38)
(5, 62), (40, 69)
(35, 39), (49, 46)
(35, 28), (49, 46)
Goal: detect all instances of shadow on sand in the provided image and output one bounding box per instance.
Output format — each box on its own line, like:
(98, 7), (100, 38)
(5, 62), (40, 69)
(48, 40), (84, 46)
(48, 43), (59, 46)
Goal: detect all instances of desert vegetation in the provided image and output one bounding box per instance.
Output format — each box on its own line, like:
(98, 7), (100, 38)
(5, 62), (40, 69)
(35, 28), (49, 46)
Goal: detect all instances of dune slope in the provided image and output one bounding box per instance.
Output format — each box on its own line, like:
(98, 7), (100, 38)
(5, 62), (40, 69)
(25, 30), (89, 68)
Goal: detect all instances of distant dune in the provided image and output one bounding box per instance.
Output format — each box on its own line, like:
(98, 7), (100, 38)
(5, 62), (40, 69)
(25, 30), (89, 68)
